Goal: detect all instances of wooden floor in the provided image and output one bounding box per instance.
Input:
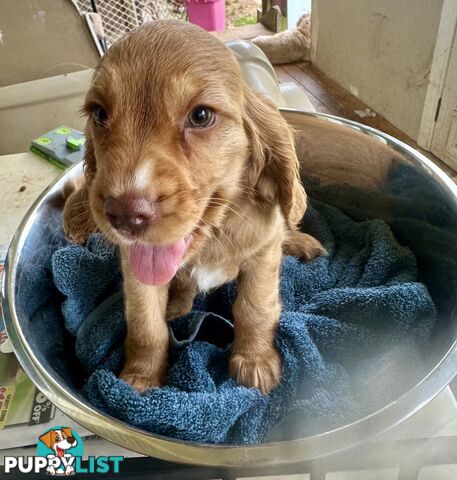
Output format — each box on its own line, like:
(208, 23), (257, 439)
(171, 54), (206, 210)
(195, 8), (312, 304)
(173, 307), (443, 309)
(274, 61), (457, 179)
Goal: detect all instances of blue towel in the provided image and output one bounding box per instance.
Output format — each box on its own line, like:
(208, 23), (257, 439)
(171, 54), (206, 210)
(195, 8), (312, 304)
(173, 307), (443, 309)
(48, 191), (436, 444)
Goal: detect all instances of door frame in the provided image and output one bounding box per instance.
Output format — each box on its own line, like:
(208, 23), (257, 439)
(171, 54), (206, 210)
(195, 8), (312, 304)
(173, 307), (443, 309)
(418, 0), (457, 151)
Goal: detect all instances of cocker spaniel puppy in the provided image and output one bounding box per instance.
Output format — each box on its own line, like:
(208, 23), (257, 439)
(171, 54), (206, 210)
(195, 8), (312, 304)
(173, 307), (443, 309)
(64, 20), (325, 393)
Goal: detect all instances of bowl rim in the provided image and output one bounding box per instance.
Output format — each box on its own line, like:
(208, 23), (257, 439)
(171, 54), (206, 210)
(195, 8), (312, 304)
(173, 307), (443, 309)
(3, 109), (457, 466)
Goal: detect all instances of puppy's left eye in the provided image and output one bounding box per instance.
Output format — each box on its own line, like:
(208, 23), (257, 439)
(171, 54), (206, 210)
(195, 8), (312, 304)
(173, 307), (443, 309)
(92, 104), (108, 127)
(187, 106), (215, 128)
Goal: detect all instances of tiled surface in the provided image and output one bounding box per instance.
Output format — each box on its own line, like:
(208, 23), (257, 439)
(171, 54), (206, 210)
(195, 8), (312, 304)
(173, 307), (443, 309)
(326, 469), (399, 480)
(417, 464), (457, 480)
(237, 475), (310, 480)
(236, 468), (457, 480)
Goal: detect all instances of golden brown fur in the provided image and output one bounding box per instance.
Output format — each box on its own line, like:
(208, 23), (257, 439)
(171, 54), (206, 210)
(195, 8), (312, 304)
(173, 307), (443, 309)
(63, 20), (325, 393)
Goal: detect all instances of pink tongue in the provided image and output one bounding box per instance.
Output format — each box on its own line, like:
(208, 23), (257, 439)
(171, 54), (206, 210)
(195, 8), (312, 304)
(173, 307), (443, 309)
(129, 239), (187, 286)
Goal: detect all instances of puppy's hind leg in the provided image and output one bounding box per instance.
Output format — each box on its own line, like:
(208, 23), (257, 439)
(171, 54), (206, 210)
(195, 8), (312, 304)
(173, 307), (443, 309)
(282, 230), (327, 260)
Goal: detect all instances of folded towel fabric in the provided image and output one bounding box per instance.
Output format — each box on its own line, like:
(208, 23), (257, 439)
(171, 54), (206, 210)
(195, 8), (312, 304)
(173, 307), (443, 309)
(46, 184), (436, 444)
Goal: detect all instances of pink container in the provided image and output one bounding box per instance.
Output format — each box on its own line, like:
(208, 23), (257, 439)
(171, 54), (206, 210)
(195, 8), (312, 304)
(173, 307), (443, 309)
(187, 0), (226, 32)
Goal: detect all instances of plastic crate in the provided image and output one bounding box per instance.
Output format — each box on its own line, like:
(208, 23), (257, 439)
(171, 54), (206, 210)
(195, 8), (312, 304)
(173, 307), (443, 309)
(187, 0), (225, 32)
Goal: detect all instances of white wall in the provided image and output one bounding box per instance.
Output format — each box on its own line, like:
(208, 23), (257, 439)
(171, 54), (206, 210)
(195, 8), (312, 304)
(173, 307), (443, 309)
(311, 0), (444, 141)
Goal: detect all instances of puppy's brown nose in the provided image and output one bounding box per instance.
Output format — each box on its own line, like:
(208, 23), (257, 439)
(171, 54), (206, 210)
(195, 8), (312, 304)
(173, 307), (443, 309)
(104, 194), (157, 235)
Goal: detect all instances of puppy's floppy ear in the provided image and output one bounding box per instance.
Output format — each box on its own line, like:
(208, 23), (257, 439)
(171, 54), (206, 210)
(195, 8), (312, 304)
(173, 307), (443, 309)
(243, 89), (307, 229)
(82, 128), (97, 184)
(61, 427), (74, 439)
(63, 130), (97, 244)
(39, 431), (54, 449)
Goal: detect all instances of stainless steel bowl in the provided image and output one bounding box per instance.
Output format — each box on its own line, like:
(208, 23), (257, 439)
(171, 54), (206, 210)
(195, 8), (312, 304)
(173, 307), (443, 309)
(3, 110), (457, 466)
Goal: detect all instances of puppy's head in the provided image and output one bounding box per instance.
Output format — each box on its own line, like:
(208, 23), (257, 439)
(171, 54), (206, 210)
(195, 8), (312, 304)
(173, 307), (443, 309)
(39, 428), (77, 451)
(64, 20), (305, 286)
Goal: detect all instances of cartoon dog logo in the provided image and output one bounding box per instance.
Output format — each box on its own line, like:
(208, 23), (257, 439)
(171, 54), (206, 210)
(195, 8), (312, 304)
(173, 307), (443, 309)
(39, 427), (78, 476)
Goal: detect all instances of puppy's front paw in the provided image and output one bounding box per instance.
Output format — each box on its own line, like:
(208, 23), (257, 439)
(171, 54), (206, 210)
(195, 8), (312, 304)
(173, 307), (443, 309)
(229, 347), (282, 394)
(119, 369), (165, 393)
(46, 465), (56, 476)
(65, 465), (75, 476)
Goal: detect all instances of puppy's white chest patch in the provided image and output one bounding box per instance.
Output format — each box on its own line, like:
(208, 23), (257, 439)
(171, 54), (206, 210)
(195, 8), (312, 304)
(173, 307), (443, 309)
(191, 266), (228, 292)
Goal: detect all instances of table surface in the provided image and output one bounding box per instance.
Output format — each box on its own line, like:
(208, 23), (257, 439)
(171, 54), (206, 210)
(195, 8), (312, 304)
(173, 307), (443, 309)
(0, 151), (61, 246)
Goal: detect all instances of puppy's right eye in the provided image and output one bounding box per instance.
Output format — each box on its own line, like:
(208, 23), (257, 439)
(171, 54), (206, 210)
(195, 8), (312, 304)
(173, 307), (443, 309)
(92, 105), (108, 127)
(186, 106), (215, 128)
